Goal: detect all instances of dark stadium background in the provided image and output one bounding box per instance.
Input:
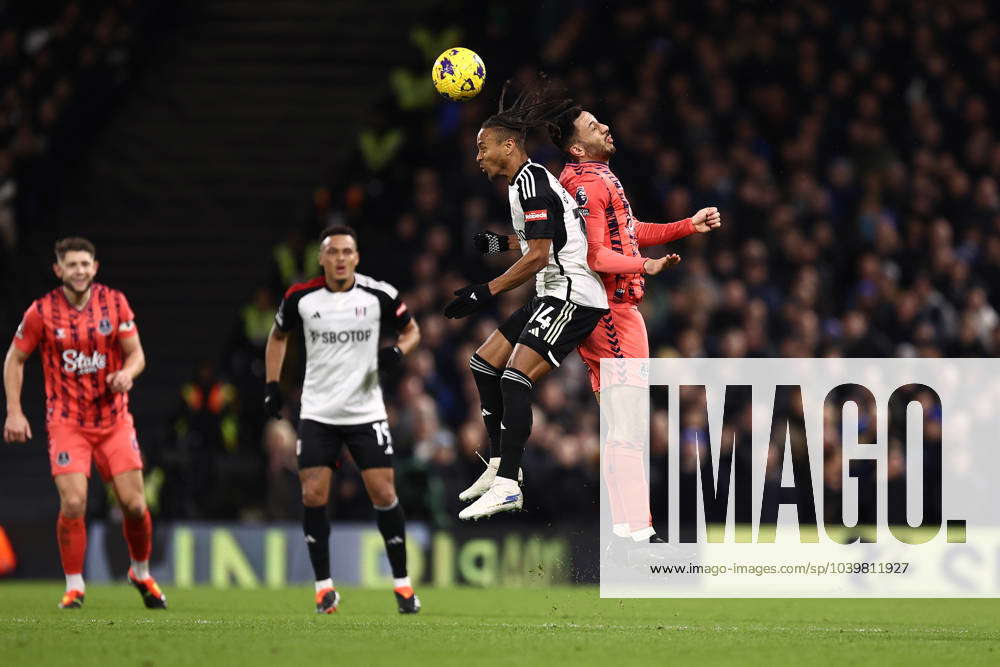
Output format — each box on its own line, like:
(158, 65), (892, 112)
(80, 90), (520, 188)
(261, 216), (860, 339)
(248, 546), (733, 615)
(0, 0), (993, 581)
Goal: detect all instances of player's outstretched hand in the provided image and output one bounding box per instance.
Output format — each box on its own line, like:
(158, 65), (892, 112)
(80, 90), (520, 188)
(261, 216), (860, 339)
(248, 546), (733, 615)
(264, 381), (283, 419)
(643, 254), (682, 275)
(444, 284), (492, 319)
(3, 412), (31, 442)
(106, 370), (133, 393)
(692, 207), (722, 233)
(378, 345), (403, 372)
(473, 230), (512, 255)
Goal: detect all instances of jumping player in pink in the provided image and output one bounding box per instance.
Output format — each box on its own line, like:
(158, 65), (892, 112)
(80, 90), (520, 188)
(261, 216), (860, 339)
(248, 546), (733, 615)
(553, 110), (720, 389)
(553, 107), (721, 544)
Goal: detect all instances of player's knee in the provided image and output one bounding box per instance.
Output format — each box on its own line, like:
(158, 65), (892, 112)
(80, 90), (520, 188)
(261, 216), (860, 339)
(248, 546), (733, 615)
(364, 473), (395, 507)
(120, 497), (146, 518)
(370, 488), (397, 509)
(302, 487), (328, 507)
(608, 427), (643, 445)
(60, 496), (87, 518)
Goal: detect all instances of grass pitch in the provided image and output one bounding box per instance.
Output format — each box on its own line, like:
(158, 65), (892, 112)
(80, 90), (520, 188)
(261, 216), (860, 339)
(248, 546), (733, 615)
(1, 583), (998, 666)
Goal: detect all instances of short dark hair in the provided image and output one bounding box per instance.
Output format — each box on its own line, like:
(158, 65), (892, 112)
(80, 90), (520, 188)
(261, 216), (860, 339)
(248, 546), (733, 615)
(318, 224), (357, 244)
(54, 237), (96, 261)
(549, 105), (584, 155)
(481, 78), (576, 146)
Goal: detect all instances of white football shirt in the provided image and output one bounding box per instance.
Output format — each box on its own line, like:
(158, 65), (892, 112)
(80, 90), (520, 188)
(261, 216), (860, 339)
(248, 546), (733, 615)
(507, 159), (608, 309)
(275, 273), (410, 425)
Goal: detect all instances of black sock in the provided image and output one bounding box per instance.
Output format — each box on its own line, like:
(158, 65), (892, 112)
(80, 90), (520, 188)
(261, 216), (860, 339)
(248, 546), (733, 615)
(375, 499), (407, 579)
(470, 353), (503, 459)
(497, 368), (533, 480)
(302, 505), (330, 581)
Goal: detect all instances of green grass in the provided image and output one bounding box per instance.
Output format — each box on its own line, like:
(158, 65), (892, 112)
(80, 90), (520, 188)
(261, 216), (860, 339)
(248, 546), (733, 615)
(1, 583), (999, 666)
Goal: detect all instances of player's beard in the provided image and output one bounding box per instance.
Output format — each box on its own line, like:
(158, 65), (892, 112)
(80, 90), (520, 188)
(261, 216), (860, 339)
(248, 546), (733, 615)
(62, 276), (93, 296)
(586, 137), (615, 161)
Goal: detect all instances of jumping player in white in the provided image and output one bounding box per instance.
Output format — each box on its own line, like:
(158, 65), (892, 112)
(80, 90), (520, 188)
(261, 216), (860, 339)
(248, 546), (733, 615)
(445, 83), (610, 520)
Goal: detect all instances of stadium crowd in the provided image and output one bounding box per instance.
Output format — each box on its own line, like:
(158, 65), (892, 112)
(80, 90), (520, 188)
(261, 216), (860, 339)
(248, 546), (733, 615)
(0, 0), (172, 320)
(153, 0), (996, 528)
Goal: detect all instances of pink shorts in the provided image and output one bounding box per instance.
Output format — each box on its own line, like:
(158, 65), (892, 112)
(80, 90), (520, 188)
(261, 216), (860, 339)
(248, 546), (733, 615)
(47, 414), (143, 481)
(577, 304), (650, 392)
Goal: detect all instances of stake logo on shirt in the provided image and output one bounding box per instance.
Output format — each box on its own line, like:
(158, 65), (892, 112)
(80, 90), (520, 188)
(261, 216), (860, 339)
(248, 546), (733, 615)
(62, 349), (107, 375)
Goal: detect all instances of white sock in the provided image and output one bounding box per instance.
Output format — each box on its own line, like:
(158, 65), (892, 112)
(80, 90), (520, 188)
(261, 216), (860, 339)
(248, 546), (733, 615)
(488, 457), (501, 468)
(315, 578), (334, 593)
(393, 576), (412, 589)
(631, 527), (656, 542)
(66, 573), (85, 592)
(130, 560), (150, 580)
(612, 523), (630, 537)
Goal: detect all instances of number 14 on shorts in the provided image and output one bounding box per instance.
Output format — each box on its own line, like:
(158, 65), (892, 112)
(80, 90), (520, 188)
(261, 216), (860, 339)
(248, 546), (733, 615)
(529, 304), (555, 334)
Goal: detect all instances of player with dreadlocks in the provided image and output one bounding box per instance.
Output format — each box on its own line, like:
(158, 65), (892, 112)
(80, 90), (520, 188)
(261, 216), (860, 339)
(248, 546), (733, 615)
(444, 82), (612, 520)
(477, 91), (721, 545)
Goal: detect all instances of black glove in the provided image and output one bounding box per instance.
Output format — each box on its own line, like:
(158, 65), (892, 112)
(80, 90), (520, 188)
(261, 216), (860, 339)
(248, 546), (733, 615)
(264, 381), (283, 418)
(378, 344), (403, 372)
(444, 283), (493, 319)
(474, 230), (511, 255)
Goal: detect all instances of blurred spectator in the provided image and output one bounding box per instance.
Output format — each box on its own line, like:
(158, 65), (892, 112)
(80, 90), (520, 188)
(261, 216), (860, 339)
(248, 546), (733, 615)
(166, 361), (258, 518)
(269, 229), (320, 295)
(175, 360), (239, 455)
(228, 286), (277, 382)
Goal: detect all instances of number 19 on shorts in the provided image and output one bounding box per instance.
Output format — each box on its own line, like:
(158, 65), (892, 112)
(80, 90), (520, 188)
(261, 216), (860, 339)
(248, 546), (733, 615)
(371, 420), (393, 455)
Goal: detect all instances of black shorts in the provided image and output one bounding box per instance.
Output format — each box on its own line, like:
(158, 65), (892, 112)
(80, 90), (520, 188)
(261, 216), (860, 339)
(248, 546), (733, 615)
(297, 418), (394, 471)
(498, 296), (608, 367)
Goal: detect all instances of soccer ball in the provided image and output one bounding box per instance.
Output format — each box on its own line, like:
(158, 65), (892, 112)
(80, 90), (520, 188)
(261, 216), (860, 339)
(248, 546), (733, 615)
(432, 47), (486, 101)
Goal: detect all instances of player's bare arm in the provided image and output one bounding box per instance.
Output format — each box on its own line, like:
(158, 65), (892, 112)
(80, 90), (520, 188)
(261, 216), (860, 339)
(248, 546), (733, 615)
(396, 319), (420, 355)
(106, 332), (145, 394)
(263, 325), (289, 417)
(488, 238), (551, 294)
(265, 324), (288, 383)
(3, 343), (32, 442)
(378, 317), (420, 372)
(445, 238), (552, 319)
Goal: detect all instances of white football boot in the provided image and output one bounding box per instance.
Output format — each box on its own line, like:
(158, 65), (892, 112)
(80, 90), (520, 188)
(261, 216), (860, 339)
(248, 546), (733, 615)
(459, 453), (523, 502)
(458, 476), (523, 520)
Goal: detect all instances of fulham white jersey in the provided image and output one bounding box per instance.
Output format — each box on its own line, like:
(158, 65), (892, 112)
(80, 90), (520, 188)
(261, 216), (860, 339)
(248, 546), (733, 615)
(508, 160), (608, 309)
(275, 273), (411, 425)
